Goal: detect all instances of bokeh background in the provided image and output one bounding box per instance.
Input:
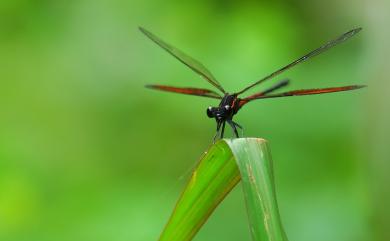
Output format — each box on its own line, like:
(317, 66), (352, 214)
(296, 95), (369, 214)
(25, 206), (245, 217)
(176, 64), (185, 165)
(1, 0), (389, 241)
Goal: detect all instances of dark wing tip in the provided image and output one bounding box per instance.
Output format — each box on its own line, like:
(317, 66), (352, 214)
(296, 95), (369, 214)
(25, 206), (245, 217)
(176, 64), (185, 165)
(139, 27), (150, 36)
(139, 27), (154, 39)
(138, 26), (146, 33)
(145, 84), (157, 89)
(280, 78), (290, 85)
(353, 84), (367, 89)
(348, 27), (363, 36)
(339, 84), (366, 92)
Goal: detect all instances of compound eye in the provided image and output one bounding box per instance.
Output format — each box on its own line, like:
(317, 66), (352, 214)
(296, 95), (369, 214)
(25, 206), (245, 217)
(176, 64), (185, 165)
(224, 105), (230, 110)
(206, 106), (214, 118)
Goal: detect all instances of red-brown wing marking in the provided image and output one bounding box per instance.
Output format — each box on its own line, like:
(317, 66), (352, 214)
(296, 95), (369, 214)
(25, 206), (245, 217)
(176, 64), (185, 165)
(145, 85), (222, 99)
(236, 28), (362, 95)
(239, 85), (366, 107)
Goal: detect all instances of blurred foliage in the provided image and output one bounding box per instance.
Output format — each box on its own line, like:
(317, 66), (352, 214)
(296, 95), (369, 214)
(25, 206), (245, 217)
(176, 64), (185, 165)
(0, 0), (389, 241)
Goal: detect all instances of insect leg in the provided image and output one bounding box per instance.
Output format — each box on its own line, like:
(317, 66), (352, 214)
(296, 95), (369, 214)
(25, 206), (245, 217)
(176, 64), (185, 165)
(233, 121), (244, 137)
(213, 121), (222, 143)
(220, 121), (226, 139)
(227, 119), (239, 138)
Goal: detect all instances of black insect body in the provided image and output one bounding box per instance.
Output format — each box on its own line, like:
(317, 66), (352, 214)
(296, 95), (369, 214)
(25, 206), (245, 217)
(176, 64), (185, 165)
(140, 27), (365, 140)
(206, 94), (242, 140)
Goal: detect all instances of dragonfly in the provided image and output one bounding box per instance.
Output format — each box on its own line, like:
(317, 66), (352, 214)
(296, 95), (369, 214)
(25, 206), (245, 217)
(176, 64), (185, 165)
(140, 27), (366, 140)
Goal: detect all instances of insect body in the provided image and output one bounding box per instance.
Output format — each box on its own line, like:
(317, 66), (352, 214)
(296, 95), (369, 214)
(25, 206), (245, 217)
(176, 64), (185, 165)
(207, 94), (238, 121)
(140, 27), (365, 140)
(206, 93), (242, 140)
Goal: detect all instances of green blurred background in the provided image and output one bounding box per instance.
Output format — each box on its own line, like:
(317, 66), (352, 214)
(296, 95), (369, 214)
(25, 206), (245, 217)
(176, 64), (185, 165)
(0, 0), (389, 241)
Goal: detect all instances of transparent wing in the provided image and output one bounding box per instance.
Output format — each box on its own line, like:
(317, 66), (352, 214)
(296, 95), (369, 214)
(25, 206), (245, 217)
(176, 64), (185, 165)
(236, 28), (362, 95)
(239, 85), (366, 107)
(146, 84), (223, 99)
(140, 27), (226, 94)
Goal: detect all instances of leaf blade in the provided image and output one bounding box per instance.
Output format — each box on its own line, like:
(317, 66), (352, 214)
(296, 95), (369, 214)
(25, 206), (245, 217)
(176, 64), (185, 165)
(158, 138), (288, 241)
(226, 138), (288, 241)
(158, 140), (240, 241)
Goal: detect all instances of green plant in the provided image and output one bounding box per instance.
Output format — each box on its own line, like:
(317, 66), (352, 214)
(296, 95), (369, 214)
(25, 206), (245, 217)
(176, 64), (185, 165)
(158, 138), (288, 241)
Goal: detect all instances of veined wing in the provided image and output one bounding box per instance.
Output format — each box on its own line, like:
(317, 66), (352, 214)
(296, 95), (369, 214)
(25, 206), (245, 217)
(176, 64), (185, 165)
(236, 28), (362, 95)
(146, 84), (223, 99)
(239, 85), (366, 107)
(139, 27), (226, 94)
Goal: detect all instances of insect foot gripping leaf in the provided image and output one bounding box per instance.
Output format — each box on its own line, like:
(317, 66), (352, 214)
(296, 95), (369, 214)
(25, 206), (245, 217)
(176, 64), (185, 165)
(158, 138), (288, 241)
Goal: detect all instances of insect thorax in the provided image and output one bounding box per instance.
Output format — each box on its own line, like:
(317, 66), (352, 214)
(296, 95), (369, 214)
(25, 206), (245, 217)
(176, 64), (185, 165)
(206, 94), (238, 120)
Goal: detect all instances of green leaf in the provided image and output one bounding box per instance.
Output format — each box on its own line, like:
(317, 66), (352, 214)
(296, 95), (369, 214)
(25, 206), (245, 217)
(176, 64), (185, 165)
(226, 138), (288, 241)
(158, 138), (288, 241)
